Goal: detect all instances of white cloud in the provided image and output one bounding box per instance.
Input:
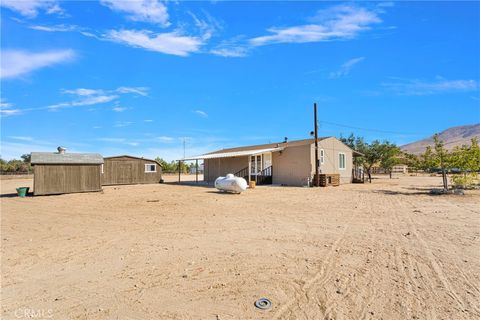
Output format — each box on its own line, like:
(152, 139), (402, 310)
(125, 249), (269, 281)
(0, 109), (22, 116)
(30, 24), (78, 32)
(112, 107), (127, 112)
(100, 0), (170, 27)
(8, 136), (33, 141)
(3, 85), (150, 116)
(1, 49), (76, 79)
(382, 78), (479, 95)
(329, 57), (365, 79)
(0, 100), (13, 109)
(250, 5), (382, 46)
(211, 46), (248, 57)
(48, 95), (118, 110)
(156, 136), (175, 142)
(188, 11), (220, 41)
(116, 86), (149, 96)
(0, 99), (22, 116)
(97, 137), (139, 147)
(144, 119), (154, 123)
(105, 29), (204, 56)
(194, 110), (208, 118)
(1, 0), (64, 18)
(62, 88), (103, 96)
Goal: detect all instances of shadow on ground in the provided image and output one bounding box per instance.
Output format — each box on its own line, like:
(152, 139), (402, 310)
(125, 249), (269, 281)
(163, 181), (214, 189)
(0, 193), (32, 198)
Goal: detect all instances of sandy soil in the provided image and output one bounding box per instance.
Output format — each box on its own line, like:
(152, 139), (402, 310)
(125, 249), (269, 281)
(1, 176), (479, 319)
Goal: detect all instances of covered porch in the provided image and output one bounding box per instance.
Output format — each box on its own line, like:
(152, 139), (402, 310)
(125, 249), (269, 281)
(180, 146), (285, 185)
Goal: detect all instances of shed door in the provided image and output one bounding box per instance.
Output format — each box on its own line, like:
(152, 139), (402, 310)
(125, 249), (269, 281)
(117, 163), (133, 184)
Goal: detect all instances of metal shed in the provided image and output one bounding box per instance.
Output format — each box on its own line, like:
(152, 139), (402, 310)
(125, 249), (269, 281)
(101, 155), (163, 186)
(31, 149), (104, 196)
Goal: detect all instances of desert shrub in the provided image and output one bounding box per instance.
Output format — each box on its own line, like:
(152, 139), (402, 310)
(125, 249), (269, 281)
(450, 173), (479, 189)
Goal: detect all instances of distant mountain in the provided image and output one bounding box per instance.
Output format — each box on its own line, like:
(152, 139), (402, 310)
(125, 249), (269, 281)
(401, 124), (480, 155)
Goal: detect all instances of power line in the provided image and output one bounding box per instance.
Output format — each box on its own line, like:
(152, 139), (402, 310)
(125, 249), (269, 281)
(319, 120), (417, 135)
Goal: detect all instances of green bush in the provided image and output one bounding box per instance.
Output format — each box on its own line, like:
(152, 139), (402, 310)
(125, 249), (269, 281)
(451, 173), (479, 189)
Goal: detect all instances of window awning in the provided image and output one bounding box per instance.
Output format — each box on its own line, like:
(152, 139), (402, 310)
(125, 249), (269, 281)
(180, 147), (285, 161)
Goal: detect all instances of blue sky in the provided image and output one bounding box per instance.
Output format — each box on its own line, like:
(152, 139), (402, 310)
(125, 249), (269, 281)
(1, 1), (479, 161)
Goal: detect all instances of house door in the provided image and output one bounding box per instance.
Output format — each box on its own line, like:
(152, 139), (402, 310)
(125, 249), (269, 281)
(250, 155), (262, 175)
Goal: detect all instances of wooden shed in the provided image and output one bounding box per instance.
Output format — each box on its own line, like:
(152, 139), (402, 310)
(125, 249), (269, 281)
(31, 149), (103, 196)
(101, 155), (163, 186)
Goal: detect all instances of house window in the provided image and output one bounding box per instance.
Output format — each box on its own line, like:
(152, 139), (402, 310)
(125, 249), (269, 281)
(320, 149), (325, 164)
(101, 164), (104, 174)
(145, 164), (156, 173)
(339, 153), (346, 170)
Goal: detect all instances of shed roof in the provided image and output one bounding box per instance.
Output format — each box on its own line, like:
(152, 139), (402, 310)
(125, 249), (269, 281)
(31, 152), (104, 164)
(181, 146), (285, 161)
(104, 155), (162, 167)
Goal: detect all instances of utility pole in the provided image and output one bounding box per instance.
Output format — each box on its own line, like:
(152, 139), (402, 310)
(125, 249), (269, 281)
(314, 102), (320, 187)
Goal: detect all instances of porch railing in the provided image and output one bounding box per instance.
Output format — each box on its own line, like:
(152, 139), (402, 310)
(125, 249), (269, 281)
(256, 166), (273, 185)
(234, 166), (273, 185)
(352, 167), (365, 183)
(234, 167), (249, 180)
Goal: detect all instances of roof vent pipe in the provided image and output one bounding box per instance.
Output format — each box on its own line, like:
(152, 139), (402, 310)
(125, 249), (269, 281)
(57, 146), (67, 154)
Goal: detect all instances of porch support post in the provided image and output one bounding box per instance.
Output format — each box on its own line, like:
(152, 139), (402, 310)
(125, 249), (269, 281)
(178, 160), (181, 182)
(248, 157), (251, 184)
(195, 159), (198, 184)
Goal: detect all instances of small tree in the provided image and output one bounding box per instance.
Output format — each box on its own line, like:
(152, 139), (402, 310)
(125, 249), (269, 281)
(362, 140), (385, 183)
(419, 146), (437, 172)
(403, 153), (421, 172)
(379, 143), (401, 178)
(155, 157), (172, 171)
(433, 134), (450, 190)
(340, 134), (399, 183)
(21, 154), (31, 163)
(449, 138), (480, 188)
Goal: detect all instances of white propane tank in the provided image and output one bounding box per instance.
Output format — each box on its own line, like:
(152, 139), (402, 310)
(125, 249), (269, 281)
(214, 174), (248, 193)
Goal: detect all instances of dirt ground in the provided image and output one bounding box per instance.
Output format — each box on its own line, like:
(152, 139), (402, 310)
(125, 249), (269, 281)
(1, 175), (479, 320)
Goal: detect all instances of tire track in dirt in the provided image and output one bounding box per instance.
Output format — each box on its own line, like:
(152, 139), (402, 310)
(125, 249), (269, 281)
(376, 190), (449, 319)
(401, 195), (480, 316)
(272, 191), (367, 320)
(387, 193), (473, 317)
(323, 192), (382, 320)
(354, 195), (381, 320)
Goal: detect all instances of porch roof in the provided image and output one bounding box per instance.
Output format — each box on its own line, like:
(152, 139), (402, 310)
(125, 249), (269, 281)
(180, 146), (285, 161)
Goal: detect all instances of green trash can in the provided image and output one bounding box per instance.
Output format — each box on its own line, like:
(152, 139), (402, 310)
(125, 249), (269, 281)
(16, 187), (30, 197)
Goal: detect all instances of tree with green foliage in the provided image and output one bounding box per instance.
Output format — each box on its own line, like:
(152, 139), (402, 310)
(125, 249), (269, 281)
(419, 146), (437, 172)
(340, 134), (400, 183)
(449, 138), (480, 188)
(155, 157), (173, 171)
(21, 154), (31, 163)
(379, 142), (401, 178)
(362, 140), (384, 183)
(403, 152), (421, 172)
(0, 157), (32, 173)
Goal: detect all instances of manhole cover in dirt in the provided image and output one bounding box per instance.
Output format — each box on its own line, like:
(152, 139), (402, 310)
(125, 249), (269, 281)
(254, 298), (272, 310)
